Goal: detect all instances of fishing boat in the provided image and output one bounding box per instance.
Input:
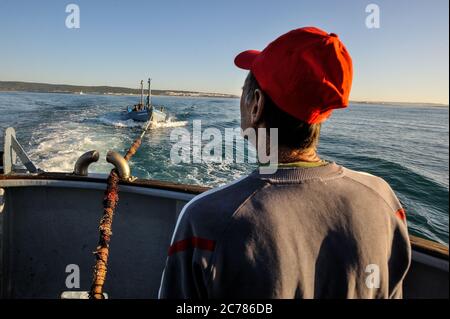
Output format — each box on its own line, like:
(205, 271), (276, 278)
(0, 128), (448, 299)
(125, 79), (167, 123)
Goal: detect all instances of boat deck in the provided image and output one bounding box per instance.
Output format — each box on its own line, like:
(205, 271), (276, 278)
(0, 172), (448, 298)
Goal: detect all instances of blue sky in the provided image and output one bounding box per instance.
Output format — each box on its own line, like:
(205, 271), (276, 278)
(0, 0), (448, 104)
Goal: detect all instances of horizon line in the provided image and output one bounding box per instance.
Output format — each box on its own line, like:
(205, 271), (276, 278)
(0, 79), (448, 106)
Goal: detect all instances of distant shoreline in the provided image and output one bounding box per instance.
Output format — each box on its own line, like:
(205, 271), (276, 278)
(0, 80), (448, 107)
(350, 100), (449, 108)
(0, 80), (239, 99)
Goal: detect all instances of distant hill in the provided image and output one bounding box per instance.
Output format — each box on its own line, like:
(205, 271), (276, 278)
(0, 81), (239, 99)
(1, 81), (447, 106)
(350, 100), (448, 108)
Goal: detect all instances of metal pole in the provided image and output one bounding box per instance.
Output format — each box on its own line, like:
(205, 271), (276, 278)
(140, 80), (144, 106)
(148, 78), (152, 108)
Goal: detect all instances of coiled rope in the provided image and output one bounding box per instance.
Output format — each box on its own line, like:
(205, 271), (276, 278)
(89, 118), (153, 299)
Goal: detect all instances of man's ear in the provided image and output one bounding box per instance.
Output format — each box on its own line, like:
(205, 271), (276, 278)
(250, 89), (265, 126)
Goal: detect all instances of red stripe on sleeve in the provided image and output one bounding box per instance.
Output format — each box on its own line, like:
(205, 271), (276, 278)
(168, 237), (216, 256)
(395, 208), (406, 221)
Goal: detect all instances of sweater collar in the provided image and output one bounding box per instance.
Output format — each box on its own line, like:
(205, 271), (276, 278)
(251, 162), (344, 183)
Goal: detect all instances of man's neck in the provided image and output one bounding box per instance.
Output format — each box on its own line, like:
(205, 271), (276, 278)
(278, 147), (321, 164)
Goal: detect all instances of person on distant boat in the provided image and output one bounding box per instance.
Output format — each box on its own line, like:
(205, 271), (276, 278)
(159, 27), (411, 299)
(133, 103), (142, 112)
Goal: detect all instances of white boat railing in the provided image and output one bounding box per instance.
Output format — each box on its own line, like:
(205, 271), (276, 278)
(2, 127), (40, 175)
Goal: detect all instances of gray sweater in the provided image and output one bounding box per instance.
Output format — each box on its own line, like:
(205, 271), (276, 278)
(158, 163), (411, 299)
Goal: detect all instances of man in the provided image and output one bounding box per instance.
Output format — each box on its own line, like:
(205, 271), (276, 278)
(159, 27), (411, 299)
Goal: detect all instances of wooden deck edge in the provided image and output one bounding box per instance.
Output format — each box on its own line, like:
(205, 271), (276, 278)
(0, 172), (209, 195)
(410, 235), (448, 260)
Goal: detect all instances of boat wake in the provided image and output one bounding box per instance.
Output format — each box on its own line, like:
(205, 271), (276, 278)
(27, 113), (188, 173)
(96, 113), (187, 129)
(148, 117), (188, 129)
(96, 113), (143, 128)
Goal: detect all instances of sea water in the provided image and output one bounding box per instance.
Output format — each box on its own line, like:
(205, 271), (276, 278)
(0, 92), (448, 245)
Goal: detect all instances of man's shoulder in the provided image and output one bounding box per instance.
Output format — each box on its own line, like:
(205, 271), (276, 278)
(181, 174), (267, 226)
(342, 167), (392, 191)
(342, 167), (402, 212)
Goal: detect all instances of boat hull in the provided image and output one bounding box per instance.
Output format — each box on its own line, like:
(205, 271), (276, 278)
(126, 107), (167, 122)
(0, 174), (448, 299)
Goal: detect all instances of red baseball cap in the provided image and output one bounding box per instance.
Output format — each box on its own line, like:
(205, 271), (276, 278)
(234, 27), (353, 124)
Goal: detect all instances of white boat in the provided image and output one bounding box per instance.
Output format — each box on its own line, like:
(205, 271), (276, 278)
(0, 128), (448, 298)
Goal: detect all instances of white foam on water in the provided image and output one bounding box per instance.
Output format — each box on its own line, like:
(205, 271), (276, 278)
(96, 113), (187, 129)
(148, 118), (188, 129)
(27, 114), (188, 173)
(97, 115), (143, 128)
(28, 121), (123, 173)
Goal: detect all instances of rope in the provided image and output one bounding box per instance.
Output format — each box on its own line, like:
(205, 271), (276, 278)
(89, 118), (152, 299)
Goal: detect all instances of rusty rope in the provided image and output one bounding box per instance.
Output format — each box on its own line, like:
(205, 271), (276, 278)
(90, 171), (120, 299)
(89, 118), (152, 299)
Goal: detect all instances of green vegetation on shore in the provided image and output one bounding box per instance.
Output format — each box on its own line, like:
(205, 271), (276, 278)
(0, 81), (239, 98)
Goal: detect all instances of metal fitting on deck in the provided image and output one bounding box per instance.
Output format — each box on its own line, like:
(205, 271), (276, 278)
(106, 151), (131, 180)
(0, 188), (4, 213)
(73, 150), (100, 176)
